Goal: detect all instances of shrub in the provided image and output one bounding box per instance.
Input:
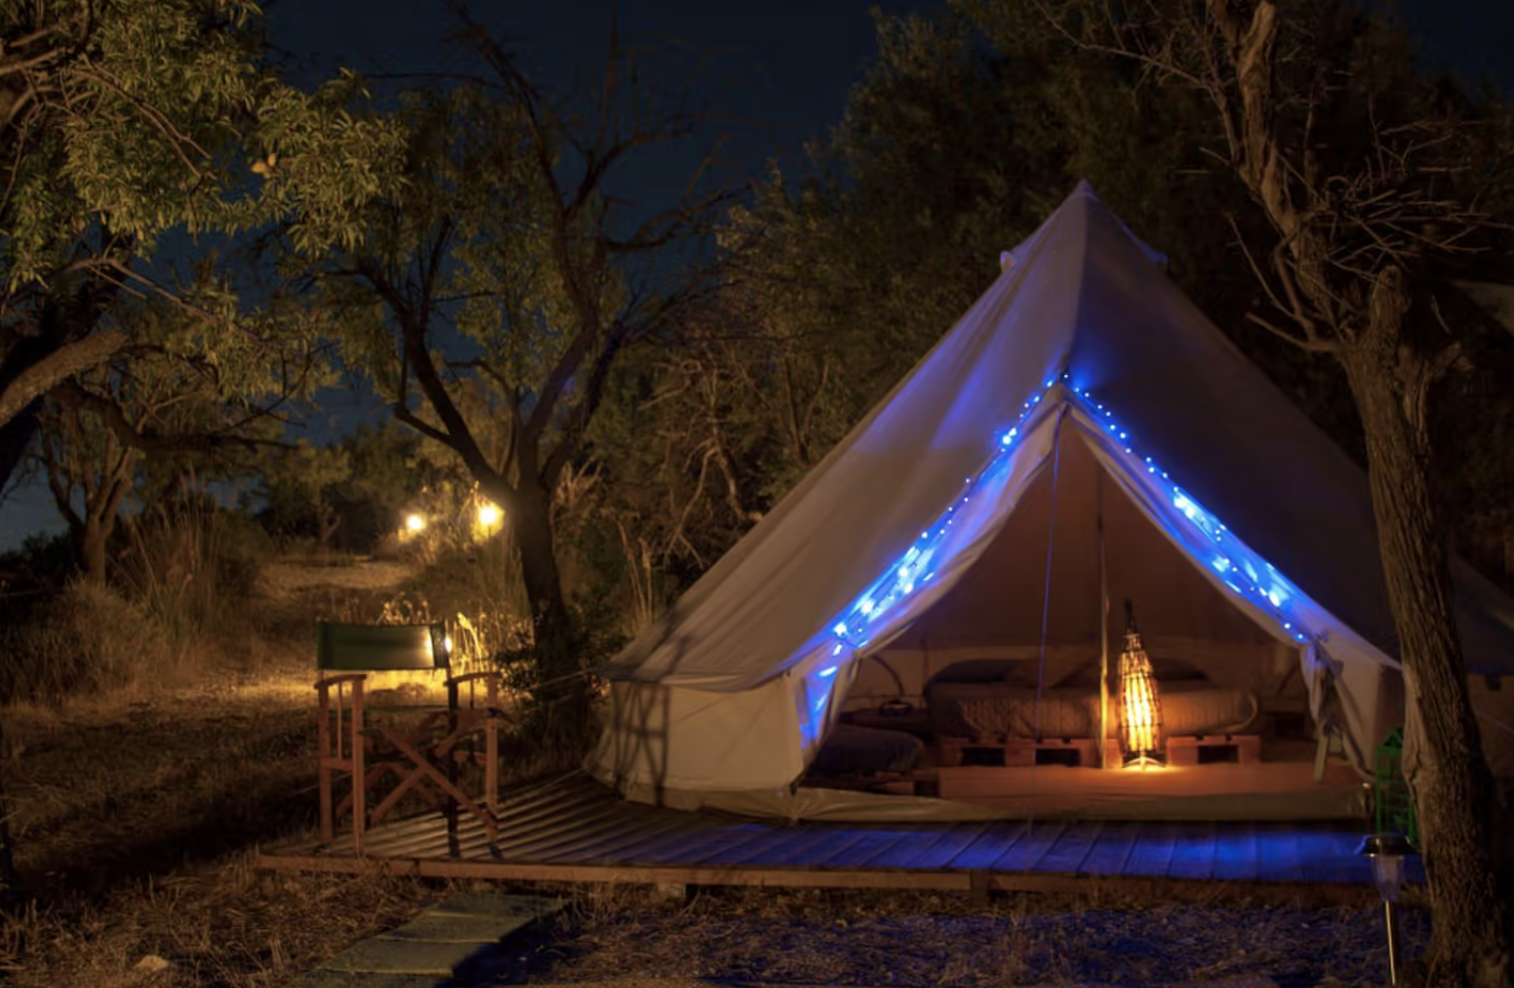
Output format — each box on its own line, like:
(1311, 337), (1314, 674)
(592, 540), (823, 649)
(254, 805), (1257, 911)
(114, 496), (272, 668)
(0, 580), (183, 704)
(490, 598), (627, 766)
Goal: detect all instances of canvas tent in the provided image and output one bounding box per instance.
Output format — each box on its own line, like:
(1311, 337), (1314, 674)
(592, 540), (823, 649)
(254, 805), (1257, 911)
(587, 182), (1514, 820)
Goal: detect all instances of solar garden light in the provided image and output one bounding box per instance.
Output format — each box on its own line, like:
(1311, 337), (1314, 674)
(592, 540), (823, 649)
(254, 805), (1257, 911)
(1357, 832), (1416, 985)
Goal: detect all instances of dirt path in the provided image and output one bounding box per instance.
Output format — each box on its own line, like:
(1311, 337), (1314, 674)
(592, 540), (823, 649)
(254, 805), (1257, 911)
(256, 557), (417, 598)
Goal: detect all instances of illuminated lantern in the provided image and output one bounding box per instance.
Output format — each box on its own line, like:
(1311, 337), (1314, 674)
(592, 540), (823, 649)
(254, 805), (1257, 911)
(405, 513), (426, 533)
(1118, 600), (1164, 767)
(478, 503), (501, 527)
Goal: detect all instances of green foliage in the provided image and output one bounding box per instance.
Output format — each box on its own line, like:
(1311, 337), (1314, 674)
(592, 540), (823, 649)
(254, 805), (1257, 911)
(253, 439), (351, 543)
(675, 0), (1514, 594)
(1, 1), (408, 284)
(0, 0), (407, 524)
(293, 86), (584, 434)
(490, 595), (627, 759)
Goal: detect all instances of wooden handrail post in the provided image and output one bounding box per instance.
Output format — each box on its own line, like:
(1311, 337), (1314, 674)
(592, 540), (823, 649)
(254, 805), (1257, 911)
(351, 678), (366, 854)
(317, 680), (333, 843)
(486, 675), (499, 816)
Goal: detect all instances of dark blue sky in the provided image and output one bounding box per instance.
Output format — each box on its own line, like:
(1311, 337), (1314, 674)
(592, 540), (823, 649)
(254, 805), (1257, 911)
(1, 0), (1508, 548)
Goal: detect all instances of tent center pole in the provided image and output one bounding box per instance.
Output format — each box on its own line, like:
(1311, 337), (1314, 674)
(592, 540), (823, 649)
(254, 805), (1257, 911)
(1033, 411), (1069, 743)
(1098, 467), (1111, 769)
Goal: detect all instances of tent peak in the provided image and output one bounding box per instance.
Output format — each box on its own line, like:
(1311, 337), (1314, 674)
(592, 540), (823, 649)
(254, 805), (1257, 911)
(1070, 178), (1101, 199)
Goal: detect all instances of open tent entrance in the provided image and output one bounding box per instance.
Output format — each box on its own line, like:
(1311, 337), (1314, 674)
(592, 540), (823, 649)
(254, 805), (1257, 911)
(830, 421), (1367, 820)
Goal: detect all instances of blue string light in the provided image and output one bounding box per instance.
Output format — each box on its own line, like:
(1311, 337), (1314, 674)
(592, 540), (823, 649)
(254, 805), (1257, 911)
(820, 373), (1315, 664)
(799, 662), (841, 749)
(1057, 373), (1311, 644)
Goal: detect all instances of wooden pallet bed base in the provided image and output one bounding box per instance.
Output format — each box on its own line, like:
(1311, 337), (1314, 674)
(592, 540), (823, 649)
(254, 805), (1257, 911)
(938, 734), (1264, 768)
(1166, 733), (1262, 766)
(939, 736), (1124, 768)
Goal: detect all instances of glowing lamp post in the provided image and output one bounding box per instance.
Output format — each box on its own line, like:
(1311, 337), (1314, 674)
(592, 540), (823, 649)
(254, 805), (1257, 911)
(1357, 833), (1417, 985)
(1118, 601), (1164, 768)
(405, 513), (426, 533)
(478, 503), (501, 527)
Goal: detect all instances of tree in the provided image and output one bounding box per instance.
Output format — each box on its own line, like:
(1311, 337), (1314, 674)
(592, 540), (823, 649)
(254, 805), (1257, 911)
(293, 18), (726, 720)
(34, 287), (316, 581)
(0, 0), (403, 908)
(719, 6), (1278, 512)
(251, 439), (352, 550)
(1030, 0), (1513, 982)
(36, 380), (139, 584)
(0, 0), (406, 495)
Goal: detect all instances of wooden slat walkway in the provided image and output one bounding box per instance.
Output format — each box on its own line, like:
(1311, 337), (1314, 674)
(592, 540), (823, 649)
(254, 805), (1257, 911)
(259, 773), (1421, 900)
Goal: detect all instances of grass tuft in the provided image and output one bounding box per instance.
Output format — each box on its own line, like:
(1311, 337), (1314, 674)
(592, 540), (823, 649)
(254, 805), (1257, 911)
(0, 580), (190, 705)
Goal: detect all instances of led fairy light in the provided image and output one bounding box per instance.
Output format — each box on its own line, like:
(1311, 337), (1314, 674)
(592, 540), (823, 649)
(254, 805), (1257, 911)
(1056, 371), (1316, 645)
(817, 370), (1322, 662)
(799, 654), (848, 749)
(827, 385), (1057, 653)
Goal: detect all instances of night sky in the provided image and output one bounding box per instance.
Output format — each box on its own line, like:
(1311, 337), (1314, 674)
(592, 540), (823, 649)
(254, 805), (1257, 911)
(0, 0), (1507, 549)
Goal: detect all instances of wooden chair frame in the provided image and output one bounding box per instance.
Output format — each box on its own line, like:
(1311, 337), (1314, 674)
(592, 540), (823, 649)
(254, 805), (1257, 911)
(316, 669), (502, 853)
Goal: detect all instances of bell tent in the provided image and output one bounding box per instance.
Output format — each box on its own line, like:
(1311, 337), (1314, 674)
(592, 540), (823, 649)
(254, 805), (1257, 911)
(587, 182), (1514, 821)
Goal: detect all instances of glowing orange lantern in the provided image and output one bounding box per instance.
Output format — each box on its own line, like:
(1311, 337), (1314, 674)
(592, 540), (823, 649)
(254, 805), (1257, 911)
(1119, 601), (1164, 767)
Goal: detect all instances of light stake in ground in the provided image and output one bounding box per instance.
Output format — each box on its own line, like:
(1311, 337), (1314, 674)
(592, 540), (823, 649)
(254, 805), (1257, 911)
(1357, 832), (1417, 985)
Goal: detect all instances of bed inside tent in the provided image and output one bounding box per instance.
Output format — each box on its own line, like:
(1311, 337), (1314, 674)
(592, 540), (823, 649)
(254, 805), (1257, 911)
(813, 419), (1374, 821)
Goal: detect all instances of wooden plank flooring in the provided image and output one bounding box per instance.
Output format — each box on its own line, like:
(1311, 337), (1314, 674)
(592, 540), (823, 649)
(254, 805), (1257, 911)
(259, 772), (1422, 899)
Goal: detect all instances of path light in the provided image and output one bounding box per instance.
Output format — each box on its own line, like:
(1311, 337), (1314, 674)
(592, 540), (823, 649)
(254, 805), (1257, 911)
(406, 513), (426, 533)
(1357, 832), (1417, 985)
(478, 503), (501, 527)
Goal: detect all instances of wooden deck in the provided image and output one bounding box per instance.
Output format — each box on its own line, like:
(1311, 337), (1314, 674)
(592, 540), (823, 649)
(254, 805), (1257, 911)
(259, 773), (1421, 901)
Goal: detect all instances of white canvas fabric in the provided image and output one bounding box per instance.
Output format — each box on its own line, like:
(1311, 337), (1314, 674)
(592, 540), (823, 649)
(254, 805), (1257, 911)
(587, 182), (1514, 814)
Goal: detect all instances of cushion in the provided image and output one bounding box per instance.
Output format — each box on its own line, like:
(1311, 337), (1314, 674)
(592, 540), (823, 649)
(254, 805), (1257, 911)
(811, 724), (924, 776)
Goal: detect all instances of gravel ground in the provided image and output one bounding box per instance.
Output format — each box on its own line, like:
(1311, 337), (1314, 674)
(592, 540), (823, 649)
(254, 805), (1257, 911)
(526, 889), (1428, 988)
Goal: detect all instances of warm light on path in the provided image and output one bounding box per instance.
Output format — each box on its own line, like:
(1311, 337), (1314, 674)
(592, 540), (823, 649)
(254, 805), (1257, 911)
(406, 513), (426, 532)
(478, 503), (501, 526)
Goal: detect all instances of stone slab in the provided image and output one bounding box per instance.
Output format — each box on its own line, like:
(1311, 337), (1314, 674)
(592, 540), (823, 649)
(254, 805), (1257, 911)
(321, 937), (496, 975)
(282, 970), (448, 988)
(425, 891), (565, 921)
(378, 912), (528, 945)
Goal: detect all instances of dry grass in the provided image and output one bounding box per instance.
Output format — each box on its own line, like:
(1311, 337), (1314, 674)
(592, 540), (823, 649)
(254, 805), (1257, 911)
(0, 647), (487, 986)
(0, 554), (468, 988)
(526, 884), (1428, 987)
(1, 853), (452, 988)
(0, 662), (465, 988)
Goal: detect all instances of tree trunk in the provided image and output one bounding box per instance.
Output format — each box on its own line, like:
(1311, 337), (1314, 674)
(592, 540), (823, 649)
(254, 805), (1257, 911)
(77, 517), (108, 585)
(0, 713), (19, 912)
(317, 503), (341, 552)
(1503, 528), (1514, 596)
(1340, 346), (1512, 988)
(505, 479), (592, 733)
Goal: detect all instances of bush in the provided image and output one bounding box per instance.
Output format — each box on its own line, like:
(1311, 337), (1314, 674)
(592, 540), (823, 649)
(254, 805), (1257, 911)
(491, 598), (627, 765)
(115, 498), (273, 667)
(0, 580), (183, 704)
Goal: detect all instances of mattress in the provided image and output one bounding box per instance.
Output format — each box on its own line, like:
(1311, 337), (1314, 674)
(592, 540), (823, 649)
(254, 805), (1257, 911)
(931, 679), (1259, 739)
